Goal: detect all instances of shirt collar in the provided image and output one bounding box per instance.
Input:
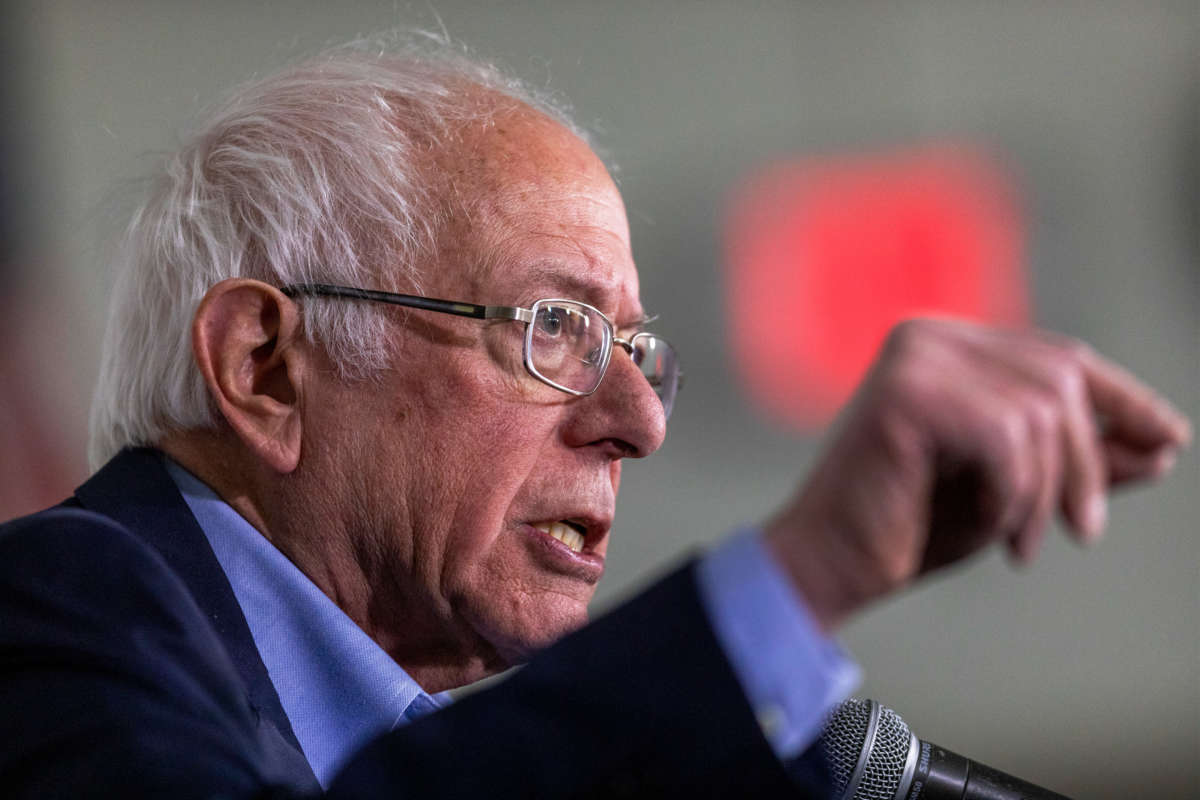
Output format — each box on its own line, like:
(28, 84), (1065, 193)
(165, 458), (448, 788)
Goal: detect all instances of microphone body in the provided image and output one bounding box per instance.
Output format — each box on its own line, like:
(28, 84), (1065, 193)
(908, 739), (1070, 800)
(819, 698), (1073, 800)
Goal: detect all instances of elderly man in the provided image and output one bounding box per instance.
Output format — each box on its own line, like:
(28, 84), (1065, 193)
(0, 43), (1189, 798)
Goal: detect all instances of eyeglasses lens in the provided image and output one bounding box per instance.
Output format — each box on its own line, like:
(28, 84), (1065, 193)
(529, 301), (611, 394)
(528, 301), (679, 418)
(632, 334), (678, 418)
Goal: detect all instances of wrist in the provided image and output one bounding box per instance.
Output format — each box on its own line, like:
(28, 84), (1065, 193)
(762, 510), (862, 634)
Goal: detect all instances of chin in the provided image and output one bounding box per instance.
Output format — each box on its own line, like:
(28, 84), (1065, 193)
(484, 600), (591, 666)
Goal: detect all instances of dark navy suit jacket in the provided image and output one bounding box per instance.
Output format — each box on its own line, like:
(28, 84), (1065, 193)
(0, 448), (820, 798)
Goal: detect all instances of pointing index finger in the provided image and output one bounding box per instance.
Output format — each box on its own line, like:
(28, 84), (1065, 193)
(1080, 347), (1192, 450)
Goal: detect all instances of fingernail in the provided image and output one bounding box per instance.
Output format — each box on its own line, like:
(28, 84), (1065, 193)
(1084, 495), (1107, 540)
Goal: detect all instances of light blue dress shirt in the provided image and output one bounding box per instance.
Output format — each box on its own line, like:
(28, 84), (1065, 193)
(166, 461), (450, 788)
(166, 459), (857, 784)
(697, 528), (861, 758)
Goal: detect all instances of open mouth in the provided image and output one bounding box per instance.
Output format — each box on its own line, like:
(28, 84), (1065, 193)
(530, 520), (588, 553)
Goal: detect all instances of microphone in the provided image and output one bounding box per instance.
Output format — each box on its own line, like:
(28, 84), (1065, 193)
(818, 698), (1073, 800)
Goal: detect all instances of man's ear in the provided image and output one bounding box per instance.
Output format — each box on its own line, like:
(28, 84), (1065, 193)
(191, 279), (307, 474)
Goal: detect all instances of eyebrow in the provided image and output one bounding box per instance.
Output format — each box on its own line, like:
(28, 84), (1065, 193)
(520, 264), (608, 299)
(519, 263), (652, 329)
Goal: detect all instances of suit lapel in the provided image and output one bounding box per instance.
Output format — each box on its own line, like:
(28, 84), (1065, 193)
(74, 448), (315, 784)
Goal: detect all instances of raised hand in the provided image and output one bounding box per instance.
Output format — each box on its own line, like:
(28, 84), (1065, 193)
(764, 318), (1192, 631)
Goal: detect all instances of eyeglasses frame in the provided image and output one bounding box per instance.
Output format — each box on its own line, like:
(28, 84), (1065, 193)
(278, 283), (680, 404)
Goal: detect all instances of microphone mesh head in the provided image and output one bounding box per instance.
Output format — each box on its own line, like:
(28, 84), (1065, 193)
(821, 698), (872, 794)
(820, 698), (915, 800)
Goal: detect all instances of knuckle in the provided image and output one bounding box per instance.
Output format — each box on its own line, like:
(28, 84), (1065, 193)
(1050, 365), (1086, 404)
(885, 317), (938, 357)
(880, 319), (960, 389)
(1027, 395), (1059, 433)
(994, 408), (1028, 455)
(881, 357), (930, 402)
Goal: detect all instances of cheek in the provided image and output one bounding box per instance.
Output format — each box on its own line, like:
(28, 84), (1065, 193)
(390, 337), (578, 602)
(484, 335), (537, 406)
(480, 323), (575, 408)
(432, 408), (560, 582)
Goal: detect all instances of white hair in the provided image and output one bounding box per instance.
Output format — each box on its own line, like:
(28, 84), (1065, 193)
(88, 34), (585, 468)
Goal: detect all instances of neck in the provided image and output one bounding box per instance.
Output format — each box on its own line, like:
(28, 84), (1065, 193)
(157, 432), (508, 694)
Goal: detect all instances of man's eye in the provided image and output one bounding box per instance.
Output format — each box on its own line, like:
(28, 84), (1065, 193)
(537, 308), (563, 337)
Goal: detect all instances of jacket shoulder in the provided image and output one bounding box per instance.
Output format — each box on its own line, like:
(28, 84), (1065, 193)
(0, 506), (286, 797)
(0, 505), (212, 637)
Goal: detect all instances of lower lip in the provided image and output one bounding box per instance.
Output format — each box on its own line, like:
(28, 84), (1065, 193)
(520, 524), (605, 583)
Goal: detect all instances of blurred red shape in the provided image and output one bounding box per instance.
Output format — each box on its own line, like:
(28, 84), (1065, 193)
(725, 146), (1028, 430)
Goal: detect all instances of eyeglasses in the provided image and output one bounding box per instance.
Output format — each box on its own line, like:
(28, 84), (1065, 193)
(280, 283), (681, 419)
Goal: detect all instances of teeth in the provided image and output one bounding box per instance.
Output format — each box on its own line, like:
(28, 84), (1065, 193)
(533, 522), (585, 553)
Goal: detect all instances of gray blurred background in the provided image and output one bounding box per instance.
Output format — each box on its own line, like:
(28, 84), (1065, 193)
(3, 2), (1197, 797)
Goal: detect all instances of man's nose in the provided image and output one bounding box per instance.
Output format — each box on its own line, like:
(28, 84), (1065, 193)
(563, 347), (667, 459)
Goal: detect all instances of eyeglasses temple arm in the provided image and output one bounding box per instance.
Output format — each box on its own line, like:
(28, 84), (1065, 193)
(281, 283), (494, 319)
(483, 306), (534, 323)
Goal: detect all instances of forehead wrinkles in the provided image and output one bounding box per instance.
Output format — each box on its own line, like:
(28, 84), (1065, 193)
(427, 105), (632, 296)
(476, 179), (630, 260)
(468, 179), (633, 306)
(461, 133), (621, 233)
